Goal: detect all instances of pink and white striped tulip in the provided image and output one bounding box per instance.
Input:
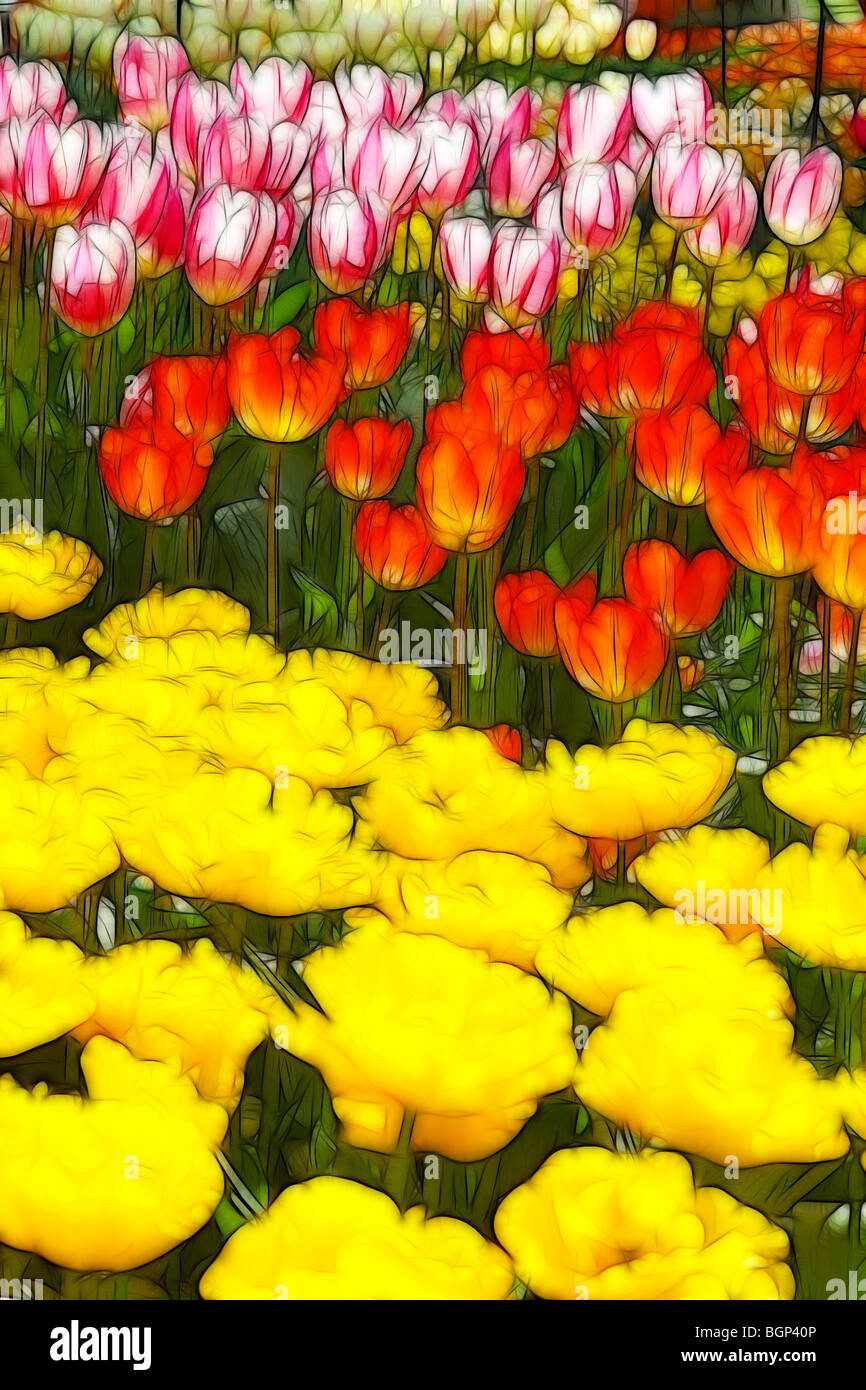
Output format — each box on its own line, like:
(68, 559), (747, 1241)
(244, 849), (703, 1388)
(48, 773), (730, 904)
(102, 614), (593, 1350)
(561, 159), (638, 259)
(169, 73), (237, 184)
(651, 135), (738, 232)
(91, 129), (187, 280)
(307, 186), (387, 294)
(185, 184), (277, 305)
(685, 168), (758, 266)
(0, 115), (112, 226)
(465, 79), (539, 169)
(631, 70), (713, 147)
(50, 220), (136, 336)
(762, 146), (842, 247)
(0, 58), (69, 123)
(348, 117), (424, 214)
(439, 214), (492, 302)
(114, 34), (190, 136)
(489, 223), (561, 328)
(415, 117), (479, 221)
(263, 195), (304, 279)
(486, 134), (556, 218)
(557, 74), (633, 168)
(230, 57), (312, 125)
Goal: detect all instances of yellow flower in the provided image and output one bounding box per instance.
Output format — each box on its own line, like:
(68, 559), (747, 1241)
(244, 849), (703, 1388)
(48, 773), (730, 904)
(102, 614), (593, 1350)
(0, 913), (94, 1057)
(354, 727), (591, 891)
(0, 646), (92, 776)
(289, 913), (576, 1159)
(84, 585), (251, 659)
(392, 210), (433, 274)
(114, 761), (384, 916)
(0, 1037), (226, 1271)
(537, 904), (849, 1165)
(73, 937), (293, 1111)
(0, 524), (102, 619)
(494, 1147), (794, 1301)
(763, 735), (866, 836)
(200, 1176), (515, 1300)
(282, 647), (446, 744)
(632, 825), (772, 941)
(0, 761), (119, 911)
(754, 824), (866, 969)
(543, 720), (735, 841)
(374, 848), (573, 971)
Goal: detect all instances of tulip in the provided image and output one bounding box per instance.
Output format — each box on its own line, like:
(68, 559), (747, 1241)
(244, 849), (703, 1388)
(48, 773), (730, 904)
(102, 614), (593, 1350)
(262, 196), (304, 281)
(185, 185), (276, 306)
(230, 57), (312, 125)
(415, 118), (480, 221)
(415, 419), (526, 553)
(759, 286), (864, 397)
(323, 417), (412, 500)
(555, 577), (669, 705)
(625, 19), (657, 62)
(631, 70), (712, 146)
(482, 724), (523, 762)
(684, 172), (758, 267)
(348, 117), (424, 215)
(704, 429), (823, 577)
(90, 130), (186, 280)
(226, 327), (348, 443)
(169, 73), (237, 184)
(486, 135), (556, 219)
(570, 302), (715, 417)
(334, 62), (422, 129)
(556, 74), (633, 168)
(355, 500), (447, 590)
(620, 131), (653, 189)
(307, 187), (388, 295)
(120, 356), (231, 444)
(313, 298), (424, 390)
(763, 147), (842, 247)
(113, 34), (190, 135)
(489, 224), (560, 329)
(98, 422), (214, 520)
(0, 57), (68, 124)
(50, 221), (136, 337)
(632, 405), (720, 508)
(196, 112), (309, 199)
(439, 214), (492, 302)
(465, 80), (539, 169)
(494, 570), (561, 658)
(651, 136), (739, 232)
(561, 159), (637, 260)
(0, 115), (111, 226)
(623, 541), (734, 638)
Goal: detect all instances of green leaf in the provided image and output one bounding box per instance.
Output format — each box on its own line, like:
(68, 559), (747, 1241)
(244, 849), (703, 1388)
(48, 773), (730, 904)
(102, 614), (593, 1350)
(290, 567), (340, 642)
(269, 283), (309, 330)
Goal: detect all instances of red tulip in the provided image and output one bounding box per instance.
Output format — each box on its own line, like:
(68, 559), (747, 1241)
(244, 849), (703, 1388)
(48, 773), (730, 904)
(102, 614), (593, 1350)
(494, 570), (561, 657)
(570, 301), (716, 417)
(555, 576), (670, 703)
(121, 354), (231, 444)
(323, 417), (412, 501)
(98, 422), (213, 520)
(415, 417), (525, 554)
(354, 500), (447, 590)
(632, 404), (719, 507)
(314, 298), (423, 391)
(482, 724), (523, 762)
(623, 540), (734, 638)
(226, 328), (348, 443)
(758, 282), (864, 397)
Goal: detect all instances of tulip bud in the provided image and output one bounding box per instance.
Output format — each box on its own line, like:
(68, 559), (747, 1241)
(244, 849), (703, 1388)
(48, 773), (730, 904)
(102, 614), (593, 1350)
(91, 130), (186, 281)
(51, 220), (136, 336)
(348, 117), (424, 215)
(487, 135), (556, 218)
(439, 214), (492, 302)
(307, 187), (387, 294)
(763, 146), (842, 247)
(561, 159), (637, 260)
(684, 170), (758, 267)
(625, 19), (657, 62)
(489, 224), (561, 329)
(169, 73), (237, 184)
(113, 34), (190, 136)
(632, 70), (712, 146)
(0, 115), (112, 226)
(230, 57), (313, 125)
(185, 185), (277, 306)
(415, 118), (480, 221)
(557, 73), (633, 168)
(355, 500), (448, 590)
(0, 57), (68, 123)
(651, 135), (738, 232)
(324, 417), (412, 501)
(494, 570), (561, 657)
(99, 422), (214, 521)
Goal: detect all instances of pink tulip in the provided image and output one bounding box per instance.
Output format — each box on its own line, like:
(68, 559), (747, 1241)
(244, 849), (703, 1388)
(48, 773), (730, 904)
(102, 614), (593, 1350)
(303, 80), (347, 154)
(685, 170), (758, 266)
(0, 58), (69, 123)
(420, 90), (468, 127)
(195, 110), (309, 198)
(50, 220), (136, 336)
(852, 97), (866, 153)
(263, 195), (304, 279)
(415, 117), (479, 221)
(385, 73), (424, 127)
(763, 146), (842, 247)
(465, 79), (539, 170)
(91, 130), (187, 280)
(334, 63), (421, 128)
(185, 184), (277, 305)
(489, 224), (560, 328)
(230, 57), (312, 125)
(169, 73), (236, 183)
(113, 34), (190, 135)
(307, 187), (387, 294)
(439, 214), (492, 302)
(348, 117), (424, 214)
(561, 160), (638, 259)
(651, 135), (738, 232)
(0, 115), (112, 225)
(631, 71), (712, 147)
(621, 130), (653, 188)
(486, 135), (555, 218)
(557, 75), (633, 168)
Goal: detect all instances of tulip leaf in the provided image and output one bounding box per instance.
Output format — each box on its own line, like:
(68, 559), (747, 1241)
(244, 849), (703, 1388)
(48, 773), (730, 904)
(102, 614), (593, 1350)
(269, 283), (309, 331)
(290, 567), (340, 643)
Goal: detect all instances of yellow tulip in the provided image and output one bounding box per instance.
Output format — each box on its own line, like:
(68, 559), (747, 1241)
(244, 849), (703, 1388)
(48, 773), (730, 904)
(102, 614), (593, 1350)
(763, 734), (866, 836)
(84, 585), (251, 658)
(632, 825), (772, 941)
(0, 524), (102, 620)
(0, 913), (94, 1057)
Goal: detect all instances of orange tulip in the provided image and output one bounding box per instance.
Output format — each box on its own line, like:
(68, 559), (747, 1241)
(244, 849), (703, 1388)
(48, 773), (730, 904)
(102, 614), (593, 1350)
(759, 284), (864, 397)
(677, 655), (704, 692)
(632, 404), (720, 507)
(415, 417), (526, 554)
(226, 328), (348, 443)
(122, 354), (232, 444)
(323, 417), (412, 501)
(98, 422), (214, 520)
(460, 327), (550, 381)
(464, 363), (577, 458)
(494, 570), (561, 658)
(569, 302), (716, 418)
(554, 576), (669, 703)
(622, 540), (734, 638)
(354, 501), (447, 590)
(482, 724), (523, 762)
(313, 299), (423, 390)
(725, 324), (857, 455)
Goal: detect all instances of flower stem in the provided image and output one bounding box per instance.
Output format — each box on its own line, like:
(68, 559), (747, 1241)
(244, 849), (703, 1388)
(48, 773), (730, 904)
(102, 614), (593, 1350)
(266, 446), (281, 642)
(841, 608), (863, 733)
(452, 551), (469, 723)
